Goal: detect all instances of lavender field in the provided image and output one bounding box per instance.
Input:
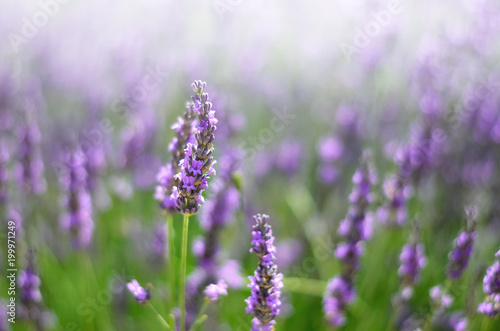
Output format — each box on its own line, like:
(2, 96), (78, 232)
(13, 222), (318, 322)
(1, 0), (500, 330)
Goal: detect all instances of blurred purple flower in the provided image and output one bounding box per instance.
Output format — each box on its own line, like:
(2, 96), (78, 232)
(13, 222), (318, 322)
(19, 268), (42, 304)
(127, 280), (151, 306)
(429, 285), (453, 309)
(16, 100), (46, 195)
(204, 280), (228, 303)
(323, 276), (355, 327)
(398, 231), (427, 299)
(275, 239), (303, 271)
(274, 139), (303, 177)
(447, 207), (476, 280)
(60, 150), (94, 249)
(0, 141), (9, 204)
(324, 153), (375, 326)
(448, 313), (468, 331)
(318, 136), (344, 163)
(216, 260), (244, 289)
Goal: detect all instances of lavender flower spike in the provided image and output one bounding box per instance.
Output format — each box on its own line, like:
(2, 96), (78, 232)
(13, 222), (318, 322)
(172, 81), (217, 216)
(477, 249), (500, 317)
(324, 153), (375, 327)
(60, 150), (94, 249)
(0, 141), (8, 205)
(19, 268), (42, 305)
(447, 207), (477, 280)
(398, 227), (427, 300)
(127, 279), (151, 305)
(204, 280), (228, 303)
(246, 214), (283, 330)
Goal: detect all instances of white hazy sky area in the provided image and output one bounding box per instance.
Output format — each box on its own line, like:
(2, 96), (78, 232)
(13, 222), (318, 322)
(0, 0), (495, 120)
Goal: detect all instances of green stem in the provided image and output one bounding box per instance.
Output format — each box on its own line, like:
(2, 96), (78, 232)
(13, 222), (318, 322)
(149, 304), (172, 329)
(167, 214), (176, 312)
(180, 214), (190, 331)
(188, 299), (210, 331)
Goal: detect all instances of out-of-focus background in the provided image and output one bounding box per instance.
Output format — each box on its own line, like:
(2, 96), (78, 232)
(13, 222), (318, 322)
(1, 0), (500, 330)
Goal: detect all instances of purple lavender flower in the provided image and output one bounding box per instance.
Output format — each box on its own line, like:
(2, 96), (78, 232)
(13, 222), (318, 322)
(274, 139), (303, 178)
(335, 154), (376, 274)
(84, 143), (106, 194)
(246, 214), (283, 329)
(317, 136), (344, 185)
(204, 280), (228, 303)
(0, 141), (8, 204)
(216, 260), (244, 288)
(448, 313), (468, 331)
(16, 101), (46, 195)
(323, 276), (355, 327)
(478, 249), (500, 317)
(398, 231), (427, 299)
(429, 285), (453, 309)
(19, 268), (42, 304)
(60, 150), (94, 249)
(377, 176), (411, 226)
(324, 153), (375, 326)
(172, 81), (217, 216)
(447, 207), (477, 280)
(127, 280), (151, 305)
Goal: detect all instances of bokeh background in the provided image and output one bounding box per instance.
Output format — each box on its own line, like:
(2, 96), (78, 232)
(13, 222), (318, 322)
(1, 0), (500, 330)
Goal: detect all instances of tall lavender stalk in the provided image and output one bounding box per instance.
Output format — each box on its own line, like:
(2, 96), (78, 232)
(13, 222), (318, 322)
(378, 124), (440, 227)
(18, 251), (43, 328)
(155, 97), (197, 316)
(246, 214), (283, 331)
(170, 80), (217, 331)
(447, 207), (477, 280)
(171, 80), (217, 216)
(323, 153), (375, 327)
(424, 207), (477, 331)
(17, 102), (46, 195)
(397, 227), (427, 301)
(60, 150), (94, 249)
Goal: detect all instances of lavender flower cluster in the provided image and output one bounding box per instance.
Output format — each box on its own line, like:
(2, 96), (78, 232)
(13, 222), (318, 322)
(246, 214), (283, 330)
(323, 154), (375, 327)
(398, 237), (427, 300)
(60, 151), (94, 249)
(170, 81), (218, 216)
(447, 208), (477, 280)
